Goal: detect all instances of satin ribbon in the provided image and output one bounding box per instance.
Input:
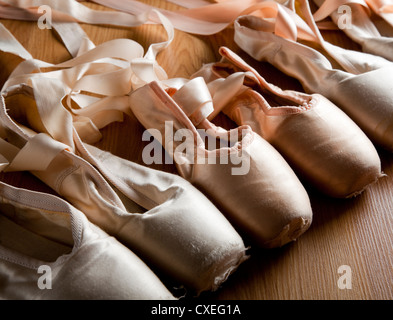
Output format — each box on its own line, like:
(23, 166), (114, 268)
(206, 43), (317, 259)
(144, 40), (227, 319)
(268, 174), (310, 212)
(0, 130), (70, 173)
(366, 0), (393, 27)
(0, 7), (174, 148)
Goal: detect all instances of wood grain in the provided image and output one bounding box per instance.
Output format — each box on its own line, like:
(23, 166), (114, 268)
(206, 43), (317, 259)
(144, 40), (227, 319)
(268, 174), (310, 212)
(1, 1), (392, 300)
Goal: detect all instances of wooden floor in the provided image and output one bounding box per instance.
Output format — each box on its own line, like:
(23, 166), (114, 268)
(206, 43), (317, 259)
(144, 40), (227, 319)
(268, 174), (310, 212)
(1, 1), (392, 300)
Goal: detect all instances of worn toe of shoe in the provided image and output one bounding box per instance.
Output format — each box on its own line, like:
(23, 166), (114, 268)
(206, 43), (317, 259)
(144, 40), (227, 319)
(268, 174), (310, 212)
(191, 132), (313, 248)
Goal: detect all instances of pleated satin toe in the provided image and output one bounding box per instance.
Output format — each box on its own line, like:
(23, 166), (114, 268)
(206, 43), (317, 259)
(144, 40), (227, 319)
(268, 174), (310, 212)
(194, 46), (383, 198)
(129, 78), (313, 248)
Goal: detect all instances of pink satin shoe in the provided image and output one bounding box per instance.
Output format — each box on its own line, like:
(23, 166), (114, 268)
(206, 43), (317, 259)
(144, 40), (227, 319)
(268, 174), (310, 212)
(129, 77), (313, 248)
(193, 46), (383, 198)
(0, 181), (176, 300)
(234, 0), (393, 152)
(0, 84), (247, 295)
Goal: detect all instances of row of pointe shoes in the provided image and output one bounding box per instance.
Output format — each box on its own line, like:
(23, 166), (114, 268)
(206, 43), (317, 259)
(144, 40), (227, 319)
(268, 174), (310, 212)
(0, 0), (392, 299)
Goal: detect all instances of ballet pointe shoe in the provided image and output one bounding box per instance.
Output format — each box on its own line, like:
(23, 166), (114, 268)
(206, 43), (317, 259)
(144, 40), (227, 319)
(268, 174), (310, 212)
(129, 77), (313, 248)
(233, 1), (393, 151)
(0, 84), (247, 295)
(193, 46), (383, 198)
(0, 181), (176, 300)
(78, 142), (248, 294)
